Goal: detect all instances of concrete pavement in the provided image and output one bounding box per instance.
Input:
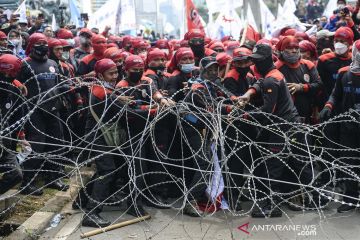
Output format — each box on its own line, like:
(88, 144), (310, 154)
(40, 201), (360, 240)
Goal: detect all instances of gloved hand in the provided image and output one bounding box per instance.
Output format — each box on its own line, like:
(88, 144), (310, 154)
(319, 106), (332, 122)
(287, 83), (303, 95)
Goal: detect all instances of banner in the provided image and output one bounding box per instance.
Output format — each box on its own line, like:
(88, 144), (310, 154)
(323, 0), (337, 18)
(186, 0), (205, 33)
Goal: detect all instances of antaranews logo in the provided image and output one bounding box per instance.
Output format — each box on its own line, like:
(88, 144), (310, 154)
(238, 222), (317, 238)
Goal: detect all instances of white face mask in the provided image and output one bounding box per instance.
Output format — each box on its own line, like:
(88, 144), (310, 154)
(66, 39), (75, 47)
(10, 39), (20, 47)
(334, 42), (348, 55)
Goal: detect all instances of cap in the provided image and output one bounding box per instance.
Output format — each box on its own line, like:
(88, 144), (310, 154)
(334, 26), (354, 45)
(199, 56), (219, 70)
(316, 29), (335, 39)
(250, 44), (273, 60)
(233, 47), (252, 61)
(216, 52), (232, 66)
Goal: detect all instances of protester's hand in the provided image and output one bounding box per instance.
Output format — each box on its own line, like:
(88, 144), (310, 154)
(238, 92), (252, 105)
(117, 95), (134, 103)
(84, 71), (96, 78)
(319, 106), (332, 122)
(160, 98), (175, 107)
(287, 83), (303, 95)
(160, 89), (169, 96)
(19, 139), (31, 148)
(105, 25), (111, 31)
(322, 48), (332, 54)
(345, 15), (355, 28)
(19, 84), (28, 96)
(35, 17), (43, 27)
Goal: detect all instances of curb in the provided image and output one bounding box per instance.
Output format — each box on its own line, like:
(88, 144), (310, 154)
(4, 168), (94, 240)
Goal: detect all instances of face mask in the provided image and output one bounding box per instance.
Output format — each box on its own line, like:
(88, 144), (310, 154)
(33, 44), (49, 57)
(128, 71), (143, 83)
(254, 56), (274, 76)
(62, 51), (70, 60)
(236, 66), (250, 77)
(93, 43), (107, 56)
(80, 36), (91, 47)
(150, 65), (166, 73)
(282, 50), (301, 64)
(10, 39), (20, 47)
(205, 70), (219, 81)
(180, 63), (194, 73)
(66, 39), (75, 47)
(334, 42), (348, 55)
(190, 44), (205, 57)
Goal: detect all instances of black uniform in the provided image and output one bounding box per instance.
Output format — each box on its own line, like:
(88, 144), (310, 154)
(248, 68), (315, 204)
(18, 57), (69, 184)
(276, 59), (322, 123)
(0, 80), (24, 194)
(325, 66), (360, 204)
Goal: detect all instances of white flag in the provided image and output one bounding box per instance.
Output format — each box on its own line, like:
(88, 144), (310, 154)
(283, 0), (297, 14)
(205, 0), (243, 14)
(259, 0), (275, 39)
(208, 0), (242, 40)
(14, 0), (27, 24)
(247, 4), (258, 32)
(323, 0), (337, 18)
(51, 14), (58, 31)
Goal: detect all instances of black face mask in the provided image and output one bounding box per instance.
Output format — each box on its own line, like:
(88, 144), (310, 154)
(236, 66), (250, 78)
(33, 45), (49, 57)
(128, 71), (143, 83)
(117, 65), (124, 76)
(190, 44), (205, 57)
(254, 56), (274, 76)
(149, 65), (166, 73)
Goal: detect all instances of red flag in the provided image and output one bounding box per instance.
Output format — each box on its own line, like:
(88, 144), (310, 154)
(186, 0), (205, 34)
(240, 24), (261, 44)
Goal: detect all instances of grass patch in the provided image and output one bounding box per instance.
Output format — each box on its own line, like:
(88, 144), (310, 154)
(6, 187), (59, 224)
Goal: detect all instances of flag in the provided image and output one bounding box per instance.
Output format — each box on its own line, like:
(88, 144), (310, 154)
(246, 4), (258, 32)
(116, 0), (137, 33)
(277, 3), (283, 19)
(14, 0), (27, 24)
(69, 0), (82, 27)
(241, 24), (261, 44)
(51, 14), (58, 31)
(323, 0), (337, 18)
(198, 142), (228, 213)
(283, 0), (297, 14)
(205, 0), (243, 15)
(88, 0), (136, 34)
(259, 0), (275, 39)
(186, 0), (205, 33)
(208, 0), (242, 40)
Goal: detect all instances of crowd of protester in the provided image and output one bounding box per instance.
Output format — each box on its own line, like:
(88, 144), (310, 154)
(1, 0), (360, 228)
